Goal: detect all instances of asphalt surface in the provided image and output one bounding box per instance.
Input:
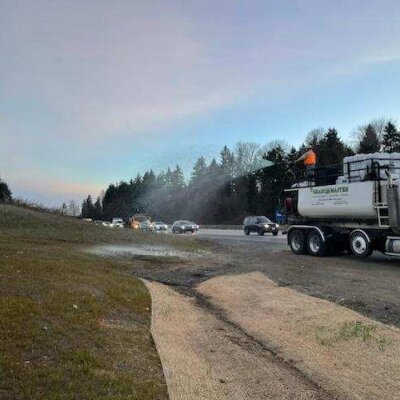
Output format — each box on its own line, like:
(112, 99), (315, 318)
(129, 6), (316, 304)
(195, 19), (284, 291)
(197, 228), (287, 245)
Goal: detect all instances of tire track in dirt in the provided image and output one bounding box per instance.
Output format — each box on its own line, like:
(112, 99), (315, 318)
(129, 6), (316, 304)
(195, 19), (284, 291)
(145, 279), (338, 400)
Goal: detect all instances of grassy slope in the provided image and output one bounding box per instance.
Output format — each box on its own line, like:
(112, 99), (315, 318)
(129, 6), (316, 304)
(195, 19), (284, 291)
(0, 205), (185, 400)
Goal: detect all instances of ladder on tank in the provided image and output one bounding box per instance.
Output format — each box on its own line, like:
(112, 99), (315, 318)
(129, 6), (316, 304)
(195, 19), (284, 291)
(375, 203), (390, 227)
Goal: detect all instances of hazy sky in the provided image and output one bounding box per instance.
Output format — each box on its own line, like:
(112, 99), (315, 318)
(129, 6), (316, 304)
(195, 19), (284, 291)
(1, 0), (400, 205)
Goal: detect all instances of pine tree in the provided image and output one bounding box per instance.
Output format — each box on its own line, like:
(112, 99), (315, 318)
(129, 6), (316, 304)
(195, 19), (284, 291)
(0, 179), (12, 203)
(190, 157), (208, 187)
(319, 127), (351, 165)
(220, 146), (235, 178)
(81, 195), (95, 219)
(94, 197), (103, 220)
(382, 122), (400, 153)
(172, 165), (185, 189)
(357, 124), (380, 154)
(165, 168), (174, 188)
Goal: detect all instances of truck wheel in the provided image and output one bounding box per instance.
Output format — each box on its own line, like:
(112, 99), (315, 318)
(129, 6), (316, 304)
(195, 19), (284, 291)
(244, 228), (250, 236)
(272, 231), (278, 236)
(349, 231), (373, 258)
(306, 229), (327, 256)
(288, 230), (307, 254)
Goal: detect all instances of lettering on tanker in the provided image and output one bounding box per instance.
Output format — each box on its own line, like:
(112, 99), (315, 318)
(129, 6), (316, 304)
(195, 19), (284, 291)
(310, 185), (350, 206)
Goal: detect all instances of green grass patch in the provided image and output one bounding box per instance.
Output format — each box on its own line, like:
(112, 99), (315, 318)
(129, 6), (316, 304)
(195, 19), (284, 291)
(338, 321), (377, 341)
(0, 205), (168, 399)
(315, 321), (391, 350)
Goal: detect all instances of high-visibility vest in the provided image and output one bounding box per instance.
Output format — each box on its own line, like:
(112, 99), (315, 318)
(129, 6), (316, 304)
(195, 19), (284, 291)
(304, 150), (316, 166)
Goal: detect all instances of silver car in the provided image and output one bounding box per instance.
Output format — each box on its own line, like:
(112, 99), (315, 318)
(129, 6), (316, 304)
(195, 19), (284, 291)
(154, 221), (168, 231)
(172, 220), (199, 234)
(140, 220), (155, 231)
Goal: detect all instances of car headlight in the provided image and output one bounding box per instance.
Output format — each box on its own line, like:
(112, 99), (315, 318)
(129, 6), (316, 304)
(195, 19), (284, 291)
(275, 224), (279, 228)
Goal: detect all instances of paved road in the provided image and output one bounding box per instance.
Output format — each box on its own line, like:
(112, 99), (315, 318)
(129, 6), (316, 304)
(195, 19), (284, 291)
(197, 228), (287, 246)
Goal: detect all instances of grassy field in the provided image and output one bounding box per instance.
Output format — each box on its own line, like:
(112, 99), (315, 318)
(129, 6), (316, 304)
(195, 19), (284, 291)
(0, 205), (203, 399)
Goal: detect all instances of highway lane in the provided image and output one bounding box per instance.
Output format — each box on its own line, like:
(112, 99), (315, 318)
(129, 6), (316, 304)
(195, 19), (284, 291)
(196, 228), (287, 247)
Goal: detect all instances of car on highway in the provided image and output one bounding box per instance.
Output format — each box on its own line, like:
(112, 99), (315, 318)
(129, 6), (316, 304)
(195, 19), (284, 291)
(111, 218), (125, 228)
(129, 214), (151, 230)
(172, 220), (199, 234)
(140, 220), (155, 231)
(154, 221), (168, 231)
(243, 216), (279, 236)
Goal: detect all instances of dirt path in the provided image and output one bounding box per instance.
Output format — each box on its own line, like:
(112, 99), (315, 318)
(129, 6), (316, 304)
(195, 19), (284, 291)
(198, 272), (400, 400)
(144, 279), (333, 400)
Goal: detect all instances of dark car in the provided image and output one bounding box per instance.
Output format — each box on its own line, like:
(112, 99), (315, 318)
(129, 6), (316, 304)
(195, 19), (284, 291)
(243, 216), (279, 236)
(172, 220), (199, 234)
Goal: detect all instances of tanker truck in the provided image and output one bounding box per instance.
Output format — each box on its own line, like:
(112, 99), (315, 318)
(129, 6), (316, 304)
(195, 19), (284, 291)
(284, 153), (400, 258)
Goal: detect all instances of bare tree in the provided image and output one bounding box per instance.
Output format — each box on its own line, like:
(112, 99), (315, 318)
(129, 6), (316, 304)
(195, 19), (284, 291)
(235, 141), (262, 173)
(305, 128), (325, 148)
(67, 200), (80, 217)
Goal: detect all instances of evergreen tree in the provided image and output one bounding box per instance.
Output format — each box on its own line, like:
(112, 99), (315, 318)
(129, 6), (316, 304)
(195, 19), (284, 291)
(207, 158), (220, 177)
(382, 122), (400, 153)
(81, 195), (95, 219)
(93, 197), (103, 220)
(190, 157), (208, 187)
(0, 179), (12, 203)
(318, 127), (351, 165)
(165, 167), (174, 188)
(357, 124), (380, 154)
(220, 146), (235, 178)
(172, 165), (185, 189)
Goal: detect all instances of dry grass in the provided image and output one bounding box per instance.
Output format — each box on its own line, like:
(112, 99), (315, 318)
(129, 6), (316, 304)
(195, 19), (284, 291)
(0, 204), (191, 399)
(198, 272), (400, 400)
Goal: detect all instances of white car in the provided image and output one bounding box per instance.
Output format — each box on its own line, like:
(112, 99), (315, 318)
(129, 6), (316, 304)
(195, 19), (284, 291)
(154, 221), (168, 231)
(111, 218), (124, 228)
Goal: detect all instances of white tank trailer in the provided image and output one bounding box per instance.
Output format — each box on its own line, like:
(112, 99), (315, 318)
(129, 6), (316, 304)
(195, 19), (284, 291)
(285, 153), (400, 258)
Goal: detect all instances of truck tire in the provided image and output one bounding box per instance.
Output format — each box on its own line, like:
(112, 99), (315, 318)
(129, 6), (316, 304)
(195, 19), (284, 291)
(349, 230), (373, 258)
(244, 228), (250, 236)
(306, 229), (327, 256)
(288, 229), (307, 255)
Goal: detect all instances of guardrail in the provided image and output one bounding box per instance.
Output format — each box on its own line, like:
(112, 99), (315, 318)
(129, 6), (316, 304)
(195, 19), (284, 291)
(200, 225), (242, 230)
(200, 224), (288, 232)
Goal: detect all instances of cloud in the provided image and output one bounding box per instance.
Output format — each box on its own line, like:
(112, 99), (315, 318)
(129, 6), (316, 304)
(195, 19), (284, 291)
(1, 0), (400, 204)
(2, 0), (398, 140)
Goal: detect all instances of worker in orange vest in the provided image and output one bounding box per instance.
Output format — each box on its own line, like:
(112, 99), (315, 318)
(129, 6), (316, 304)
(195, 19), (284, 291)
(296, 147), (316, 166)
(296, 147), (317, 178)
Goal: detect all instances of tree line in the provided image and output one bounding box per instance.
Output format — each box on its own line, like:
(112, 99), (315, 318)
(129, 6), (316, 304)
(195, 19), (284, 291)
(80, 118), (400, 224)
